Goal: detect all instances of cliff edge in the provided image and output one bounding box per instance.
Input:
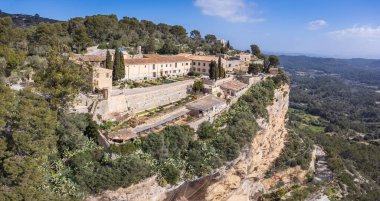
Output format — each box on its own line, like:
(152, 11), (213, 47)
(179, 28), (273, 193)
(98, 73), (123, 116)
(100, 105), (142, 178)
(87, 84), (290, 201)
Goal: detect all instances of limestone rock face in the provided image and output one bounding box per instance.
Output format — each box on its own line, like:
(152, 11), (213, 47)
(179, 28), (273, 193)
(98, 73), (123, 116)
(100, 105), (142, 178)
(87, 84), (290, 201)
(205, 84), (290, 201)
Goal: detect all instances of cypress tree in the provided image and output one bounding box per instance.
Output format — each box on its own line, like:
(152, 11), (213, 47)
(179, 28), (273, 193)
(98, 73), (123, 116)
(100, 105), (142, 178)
(209, 61), (218, 80)
(119, 51), (126, 79)
(105, 50), (113, 69)
(218, 57), (223, 79)
(113, 48), (120, 81)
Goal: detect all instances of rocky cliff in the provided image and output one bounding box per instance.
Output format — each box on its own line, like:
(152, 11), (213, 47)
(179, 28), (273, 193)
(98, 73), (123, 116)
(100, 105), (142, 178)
(87, 84), (290, 201)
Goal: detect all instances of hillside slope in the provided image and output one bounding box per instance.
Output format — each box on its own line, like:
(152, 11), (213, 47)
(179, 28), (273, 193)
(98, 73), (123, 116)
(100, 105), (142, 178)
(87, 84), (290, 201)
(0, 10), (59, 27)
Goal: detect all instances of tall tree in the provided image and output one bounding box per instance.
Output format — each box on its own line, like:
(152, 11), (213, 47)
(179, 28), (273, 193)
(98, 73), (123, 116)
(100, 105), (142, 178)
(268, 55), (280, 67)
(218, 57), (224, 79)
(105, 50), (113, 69)
(190, 30), (201, 40)
(250, 44), (261, 57)
(34, 49), (88, 110)
(112, 48), (121, 81)
(209, 61), (218, 80)
(0, 90), (59, 200)
(72, 25), (90, 53)
(118, 51), (126, 79)
(205, 34), (217, 43)
(248, 63), (263, 75)
(226, 40), (231, 49)
(144, 35), (156, 53)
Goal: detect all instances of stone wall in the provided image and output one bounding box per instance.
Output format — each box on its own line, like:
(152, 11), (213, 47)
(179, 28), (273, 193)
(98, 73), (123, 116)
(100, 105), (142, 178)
(95, 79), (195, 120)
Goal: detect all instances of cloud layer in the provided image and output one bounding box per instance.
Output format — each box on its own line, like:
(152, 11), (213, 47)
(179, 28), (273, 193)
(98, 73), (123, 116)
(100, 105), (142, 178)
(330, 25), (380, 39)
(307, 20), (328, 30)
(194, 0), (264, 23)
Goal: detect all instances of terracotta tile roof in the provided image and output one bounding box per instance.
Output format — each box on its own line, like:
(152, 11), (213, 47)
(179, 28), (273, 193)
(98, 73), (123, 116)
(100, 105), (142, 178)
(186, 55), (220, 62)
(71, 55), (106, 62)
(124, 55), (191, 65)
(220, 80), (247, 92)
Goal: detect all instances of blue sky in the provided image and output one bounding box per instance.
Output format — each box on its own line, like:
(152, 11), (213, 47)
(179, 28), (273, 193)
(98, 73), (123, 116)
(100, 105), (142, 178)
(1, 0), (380, 58)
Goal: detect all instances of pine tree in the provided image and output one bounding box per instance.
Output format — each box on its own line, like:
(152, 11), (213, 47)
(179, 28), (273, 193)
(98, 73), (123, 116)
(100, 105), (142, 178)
(113, 48), (120, 81)
(119, 51), (126, 79)
(105, 50), (113, 69)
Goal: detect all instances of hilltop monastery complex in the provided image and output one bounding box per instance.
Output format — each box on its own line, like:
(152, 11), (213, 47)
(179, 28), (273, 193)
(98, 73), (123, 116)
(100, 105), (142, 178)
(70, 46), (276, 143)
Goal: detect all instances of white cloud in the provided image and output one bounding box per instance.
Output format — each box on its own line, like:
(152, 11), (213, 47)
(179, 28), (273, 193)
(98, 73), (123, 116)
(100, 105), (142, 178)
(329, 25), (380, 39)
(194, 0), (264, 23)
(307, 20), (328, 30)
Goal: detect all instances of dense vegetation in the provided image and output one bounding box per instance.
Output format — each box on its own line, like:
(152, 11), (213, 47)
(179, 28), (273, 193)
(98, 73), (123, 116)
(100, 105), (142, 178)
(0, 57), (288, 201)
(280, 55), (380, 86)
(271, 56), (380, 200)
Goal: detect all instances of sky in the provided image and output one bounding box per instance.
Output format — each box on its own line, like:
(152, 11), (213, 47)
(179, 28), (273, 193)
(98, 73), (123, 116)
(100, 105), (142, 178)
(1, 0), (380, 59)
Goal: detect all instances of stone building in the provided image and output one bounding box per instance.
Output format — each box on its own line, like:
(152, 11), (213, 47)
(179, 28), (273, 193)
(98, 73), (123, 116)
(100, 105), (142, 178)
(124, 54), (192, 80)
(186, 95), (226, 118)
(92, 67), (112, 92)
(235, 53), (252, 62)
(220, 80), (248, 97)
(186, 55), (227, 76)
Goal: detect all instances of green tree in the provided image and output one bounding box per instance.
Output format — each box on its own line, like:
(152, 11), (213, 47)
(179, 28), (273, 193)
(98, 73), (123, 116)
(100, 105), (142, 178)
(0, 90), (59, 201)
(190, 30), (202, 40)
(158, 41), (179, 55)
(209, 60), (218, 80)
(268, 55), (280, 67)
(112, 48), (121, 81)
(197, 122), (217, 140)
(248, 63), (263, 75)
(72, 25), (91, 53)
(105, 50), (113, 69)
(118, 51), (126, 79)
(144, 35), (156, 53)
(217, 56), (225, 79)
(169, 25), (187, 40)
(226, 40), (231, 49)
(0, 17), (13, 46)
(34, 49), (88, 110)
(205, 34), (217, 43)
(250, 44), (261, 57)
(0, 84), (15, 130)
(192, 80), (204, 93)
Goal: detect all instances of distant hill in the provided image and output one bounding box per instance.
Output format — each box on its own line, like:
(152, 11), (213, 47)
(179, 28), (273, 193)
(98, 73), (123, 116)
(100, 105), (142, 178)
(0, 10), (59, 27)
(280, 55), (380, 86)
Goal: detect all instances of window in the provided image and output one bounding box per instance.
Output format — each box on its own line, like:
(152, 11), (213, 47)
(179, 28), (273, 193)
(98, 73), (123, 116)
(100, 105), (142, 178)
(153, 72), (156, 77)
(175, 63), (177, 68)
(96, 73), (100, 78)
(229, 64), (232, 67)
(186, 63), (189, 65)
(198, 62), (201, 65)
(153, 64), (155, 70)
(166, 64), (168, 67)
(193, 62), (196, 65)
(202, 69), (206, 72)
(203, 63), (206, 66)
(106, 73), (110, 78)
(197, 68), (201, 71)
(173, 70), (176, 73)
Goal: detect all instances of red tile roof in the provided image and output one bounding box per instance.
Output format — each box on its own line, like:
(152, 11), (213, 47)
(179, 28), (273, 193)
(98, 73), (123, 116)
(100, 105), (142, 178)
(124, 55), (191, 65)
